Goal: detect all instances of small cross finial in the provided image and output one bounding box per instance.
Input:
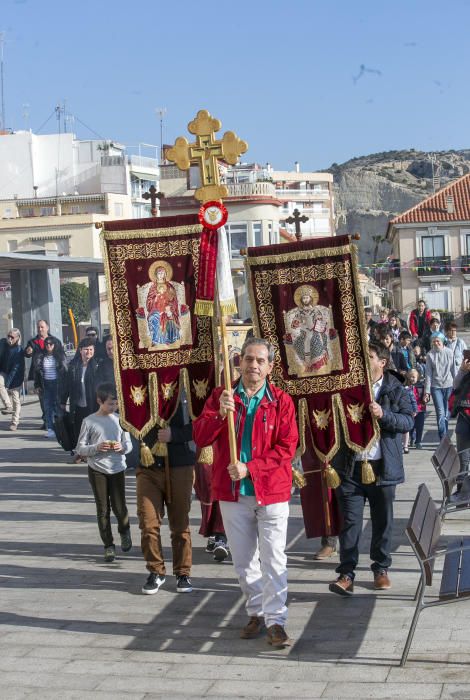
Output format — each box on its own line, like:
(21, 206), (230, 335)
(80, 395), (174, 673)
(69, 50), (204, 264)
(142, 185), (164, 216)
(285, 208), (309, 241)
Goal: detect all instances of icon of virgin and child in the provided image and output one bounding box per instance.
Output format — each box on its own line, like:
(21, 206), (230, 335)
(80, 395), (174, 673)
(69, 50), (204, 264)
(135, 261), (192, 350)
(283, 284), (343, 377)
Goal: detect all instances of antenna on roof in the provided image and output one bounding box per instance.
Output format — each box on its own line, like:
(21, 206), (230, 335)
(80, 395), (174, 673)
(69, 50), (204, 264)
(430, 153), (440, 193)
(0, 31), (5, 132)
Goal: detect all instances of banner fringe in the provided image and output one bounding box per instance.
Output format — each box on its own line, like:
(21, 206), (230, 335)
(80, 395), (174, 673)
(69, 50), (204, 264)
(195, 299), (215, 316)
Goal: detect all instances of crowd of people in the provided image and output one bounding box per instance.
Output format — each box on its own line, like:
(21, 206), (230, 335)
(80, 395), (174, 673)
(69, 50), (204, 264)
(2, 303), (470, 649)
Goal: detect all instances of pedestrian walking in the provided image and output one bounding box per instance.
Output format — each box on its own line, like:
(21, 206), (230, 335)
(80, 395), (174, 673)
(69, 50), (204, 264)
(137, 393), (196, 596)
(24, 320), (63, 429)
(193, 337), (298, 648)
(76, 382), (132, 562)
(329, 342), (414, 596)
(0, 328), (25, 431)
(409, 299), (432, 343)
(445, 322), (467, 378)
(34, 336), (67, 439)
(424, 334), (454, 440)
(60, 338), (99, 462)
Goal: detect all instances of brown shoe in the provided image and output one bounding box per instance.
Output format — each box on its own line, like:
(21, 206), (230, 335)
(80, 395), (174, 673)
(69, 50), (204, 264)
(240, 615), (264, 639)
(267, 624), (292, 648)
(9, 424), (18, 431)
(374, 570), (391, 590)
(313, 544), (336, 560)
(329, 574), (354, 596)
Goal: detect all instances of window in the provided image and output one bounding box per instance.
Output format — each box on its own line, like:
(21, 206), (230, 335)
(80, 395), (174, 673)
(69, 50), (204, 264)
(226, 223), (247, 258)
(114, 202), (123, 217)
(56, 239), (70, 256)
(253, 222), (262, 247)
(422, 235), (444, 257)
(466, 234), (470, 255)
(40, 207), (55, 216)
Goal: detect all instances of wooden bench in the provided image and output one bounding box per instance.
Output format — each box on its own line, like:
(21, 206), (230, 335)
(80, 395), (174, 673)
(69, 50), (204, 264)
(431, 435), (470, 518)
(401, 482), (470, 666)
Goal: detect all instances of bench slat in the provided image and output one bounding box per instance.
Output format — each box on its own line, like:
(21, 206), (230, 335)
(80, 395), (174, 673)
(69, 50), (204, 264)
(406, 483), (441, 586)
(432, 435), (453, 469)
(457, 539), (470, 598)
(439, 544), (461, 600)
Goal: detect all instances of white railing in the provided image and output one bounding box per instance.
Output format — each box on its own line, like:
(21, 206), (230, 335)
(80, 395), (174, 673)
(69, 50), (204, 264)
(275, 188), (330, 198)
(129, 155), (159, 171)
(227, 182), (276, 197)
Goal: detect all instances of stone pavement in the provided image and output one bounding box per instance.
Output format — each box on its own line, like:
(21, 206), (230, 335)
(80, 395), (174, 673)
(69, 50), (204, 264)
(1, 398), (470, 699)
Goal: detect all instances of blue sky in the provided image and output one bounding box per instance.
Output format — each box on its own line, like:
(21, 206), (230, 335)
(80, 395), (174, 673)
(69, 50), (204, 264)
(2, 0), (470, 170)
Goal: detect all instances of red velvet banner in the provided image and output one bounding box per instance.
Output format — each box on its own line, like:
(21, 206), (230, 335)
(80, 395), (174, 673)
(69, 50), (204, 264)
(245, 235), (378, 462)
(102, 214), (217, 438)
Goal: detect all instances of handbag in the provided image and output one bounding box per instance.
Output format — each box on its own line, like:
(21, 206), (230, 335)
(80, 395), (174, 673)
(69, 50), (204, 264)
(54, 411), (74, 452)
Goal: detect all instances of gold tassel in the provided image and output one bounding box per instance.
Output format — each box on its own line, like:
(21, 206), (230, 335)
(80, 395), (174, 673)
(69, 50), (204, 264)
(198, 445), (213, 464)
(140, 442), (154, 467)
(194, 299), (215, 316)
(292, 467), (307, 489)
(153, 442), (168, 457)
(361, 460), (376, 484)
(324, 464), (341, 489)
(219, 299), (238, 316)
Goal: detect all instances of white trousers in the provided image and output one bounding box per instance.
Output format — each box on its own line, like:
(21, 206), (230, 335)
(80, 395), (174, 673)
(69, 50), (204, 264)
(220, 496), (289, 627)
(0, 373), (20, 425)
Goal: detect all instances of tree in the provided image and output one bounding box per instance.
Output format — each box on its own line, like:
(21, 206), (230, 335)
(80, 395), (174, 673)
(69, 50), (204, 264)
(60, 282), (90, 324)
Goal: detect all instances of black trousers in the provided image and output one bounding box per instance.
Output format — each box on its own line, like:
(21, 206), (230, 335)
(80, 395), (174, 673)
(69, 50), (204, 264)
(335, 462), (396, 577)
(88, 467), (130, 548)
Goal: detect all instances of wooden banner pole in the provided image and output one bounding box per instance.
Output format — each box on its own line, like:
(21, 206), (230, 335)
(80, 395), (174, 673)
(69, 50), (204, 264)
(219, 301), (238, 464)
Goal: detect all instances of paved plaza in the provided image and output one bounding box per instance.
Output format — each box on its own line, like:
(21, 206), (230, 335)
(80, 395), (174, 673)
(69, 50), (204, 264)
(1, 398), (470, 699)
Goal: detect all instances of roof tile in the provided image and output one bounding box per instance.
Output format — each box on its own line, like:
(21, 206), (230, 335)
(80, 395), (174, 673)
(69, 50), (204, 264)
(391, 173), (470, 224)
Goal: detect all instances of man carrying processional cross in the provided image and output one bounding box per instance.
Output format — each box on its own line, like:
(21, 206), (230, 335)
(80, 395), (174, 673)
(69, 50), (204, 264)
(165, 110), (298, 648)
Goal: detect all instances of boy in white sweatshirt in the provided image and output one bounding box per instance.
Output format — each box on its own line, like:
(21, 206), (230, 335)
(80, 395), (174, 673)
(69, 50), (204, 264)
(77, 382), (133, 562)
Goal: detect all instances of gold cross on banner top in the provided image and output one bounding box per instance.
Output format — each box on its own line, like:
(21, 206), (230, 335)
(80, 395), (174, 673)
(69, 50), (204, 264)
(166, 109), (248, 203)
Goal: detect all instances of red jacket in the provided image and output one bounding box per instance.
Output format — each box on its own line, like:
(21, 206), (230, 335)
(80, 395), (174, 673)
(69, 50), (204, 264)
(192, 381), (298, 506)
(409, 308), (432, 337)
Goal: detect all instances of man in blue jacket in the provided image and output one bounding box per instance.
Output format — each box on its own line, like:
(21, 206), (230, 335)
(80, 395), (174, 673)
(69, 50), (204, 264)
(329, 342), (414, 595)
(0, 328), (25, 431)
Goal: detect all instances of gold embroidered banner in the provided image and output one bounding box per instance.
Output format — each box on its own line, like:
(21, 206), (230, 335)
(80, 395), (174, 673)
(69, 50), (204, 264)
(245, 234), (378, 461)
(101, 214), (217, 439)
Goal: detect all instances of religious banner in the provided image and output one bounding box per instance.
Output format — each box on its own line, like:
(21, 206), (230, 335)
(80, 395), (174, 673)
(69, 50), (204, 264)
(101, 213), (218, 440)
(245, 234), (379, 462)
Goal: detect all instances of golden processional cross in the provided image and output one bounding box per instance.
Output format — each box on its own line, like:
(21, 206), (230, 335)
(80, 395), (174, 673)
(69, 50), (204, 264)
(167, 109), (248, 465)
(166, 109), (248, 202)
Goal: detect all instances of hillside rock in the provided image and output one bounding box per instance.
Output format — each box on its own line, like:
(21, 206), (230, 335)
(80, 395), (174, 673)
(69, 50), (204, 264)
(327, 149), (470, 264)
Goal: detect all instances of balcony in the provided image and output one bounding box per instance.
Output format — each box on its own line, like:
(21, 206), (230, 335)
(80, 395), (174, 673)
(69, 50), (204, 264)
(226, 182), (276, 198)
(275, 188), (330, 199)
(416, 256), (451, 282)
(462, 255), (470, 280)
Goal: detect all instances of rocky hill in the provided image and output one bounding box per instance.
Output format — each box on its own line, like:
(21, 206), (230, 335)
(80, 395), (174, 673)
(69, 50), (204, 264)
(326, 149), (470, 263)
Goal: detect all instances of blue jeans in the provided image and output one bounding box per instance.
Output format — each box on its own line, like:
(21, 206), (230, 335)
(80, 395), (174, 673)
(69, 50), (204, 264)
(430, 387), (452, 440)
(43, 379), (58, 431)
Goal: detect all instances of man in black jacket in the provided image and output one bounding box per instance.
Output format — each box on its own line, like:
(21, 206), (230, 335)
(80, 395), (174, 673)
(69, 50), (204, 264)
(137, 392), (195, 595)
(25, 319), (63, 428)
(329, 342), (414, 595)
(0, 328), (25, 430)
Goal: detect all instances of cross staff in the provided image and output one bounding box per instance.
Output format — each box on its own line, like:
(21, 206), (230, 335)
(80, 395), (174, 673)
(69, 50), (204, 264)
(286, 208), (309, 241)
(142, 185), (164, 216)
(167, 110), (248, 466)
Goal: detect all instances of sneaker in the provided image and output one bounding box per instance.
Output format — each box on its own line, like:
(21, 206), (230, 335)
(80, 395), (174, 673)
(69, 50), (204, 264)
(240, 615), (265, 639)
(120, 529), (132, 552)
(176, 575), (193, 593)
(104, 545), (115, 562)
(403, 447), (409, 454)
(415, 443), (423, 450)
(266, 624), (292, 648)
(142, 572), (166, 595)
(329, 574), (354, 596)
(205, 536), (216, 553)
(213, 540), (229, 562)
(374, 569), (391, 590)
(9, 424), (18, 431)
(313, 544), (336, 560)
(1, 407), (13, 415)
(47, 429), (56, 439)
